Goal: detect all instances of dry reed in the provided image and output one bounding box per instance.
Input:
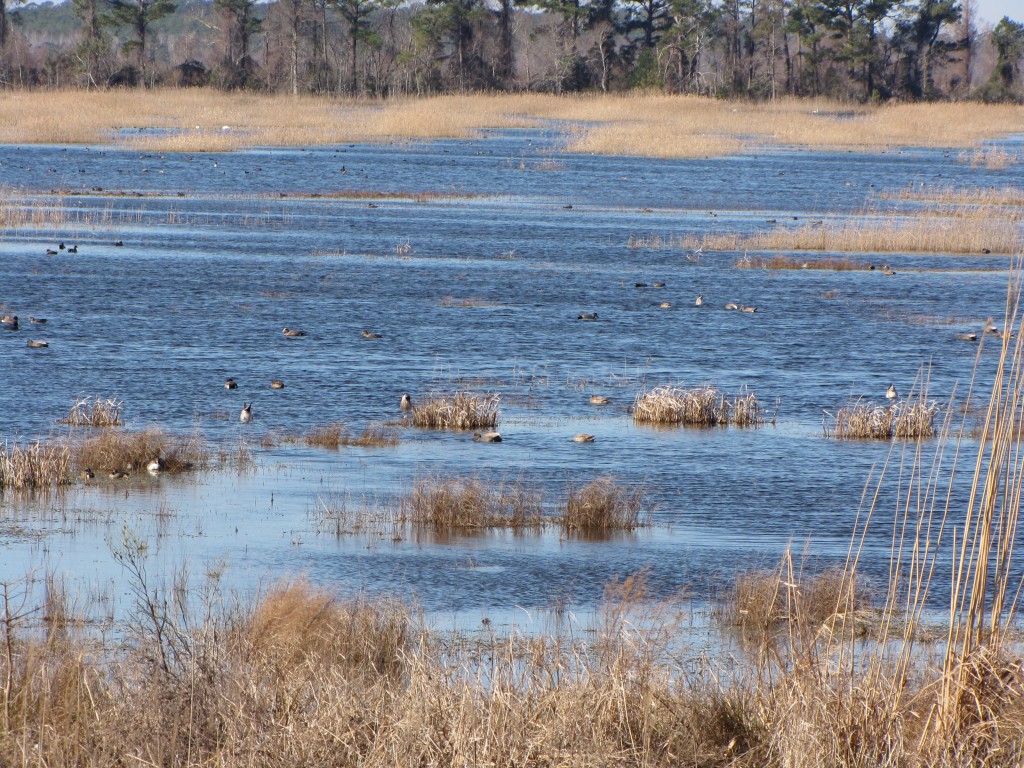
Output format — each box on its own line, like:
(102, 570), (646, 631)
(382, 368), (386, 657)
(735, 254), (866, 270)
(632, 385), (766, 427)
(411, 391), (499, 430)
(823, 400), (938, 440)
(72, 428), (207, 473)
(561, 477), (648, 532)
(401, 476), (543, 529)
(58, 396), (124, 427)
(0, 439), (72, 490)
(300, 422), (400, 448)
(878, 184), (1024, 207)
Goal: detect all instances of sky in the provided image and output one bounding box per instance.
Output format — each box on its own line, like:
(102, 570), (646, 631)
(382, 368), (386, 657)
(972, 0), (1020, 26)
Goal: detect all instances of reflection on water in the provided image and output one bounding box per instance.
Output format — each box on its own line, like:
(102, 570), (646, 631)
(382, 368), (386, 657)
(0, 131), (1019, 628)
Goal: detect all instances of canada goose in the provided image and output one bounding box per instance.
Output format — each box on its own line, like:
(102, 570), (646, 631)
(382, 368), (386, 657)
(79, 468), (95, 480)
(147, 458), (165, 474)
(572, 433), (595, 443)
(67, 245), (78, 254)
(224, 377), (238, 390)
(590, 395), (611, 405)
(660, 302), (672, 309)
(577, 312), (598, 321)
(886, 384), (897, 400)
(282, 327), (306, 337)
(240, 403), (253, 423)
(27, 339), (48, 348)
(361, 330), (382, 339)
(28, 317), (46, 324)
(270, 379), (285, 389)
(473, 431), (502, 443)
(695, 295), (703, 306)
(725, 303), (739, 310)
(400, 393), (412, 410)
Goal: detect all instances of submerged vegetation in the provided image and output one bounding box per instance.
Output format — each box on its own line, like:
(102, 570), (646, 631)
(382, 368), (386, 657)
(299, 422), (399, 448)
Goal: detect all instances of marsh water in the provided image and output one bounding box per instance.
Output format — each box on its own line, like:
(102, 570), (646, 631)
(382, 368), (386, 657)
(1, 126), (1021, 631)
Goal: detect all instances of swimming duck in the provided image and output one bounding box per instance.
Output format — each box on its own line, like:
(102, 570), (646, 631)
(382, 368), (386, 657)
(577, 312), (598, 321)
(725, 303), (739, 310)
(147, 458), (165, 474)
(79, 468), (94, 481)
(113, 240), (124, 247)
(473, 431), (502, 443)
(695, 295), (703, 306)
(400, 393), (412, 410)
(882, 265), (896, 275)
(109, 470), (130, 480)
(660, 302), (672, 309)
(361, 330), (382, 339)
(270, 379), (285, 389)
(740, 305), (757, 313)
(224, 377), (238, 389)
(1, 315), (18, 330)
(282, 327), (306, 337)
(240, 403), (253, 423)
(886, 384), (897, 400)
(652, 282), (666, 288)
(572, 433), (595, 443)
(957, 333), (978, 342)
(45, 249), (58, 256)
(27, 339), (48, 348)
(28, 317), (46, 324)
(635, 283), (648, 288)
(67, 245), (78, 254)
(590, 395), (611, 405)
(58, 242), (65, 250)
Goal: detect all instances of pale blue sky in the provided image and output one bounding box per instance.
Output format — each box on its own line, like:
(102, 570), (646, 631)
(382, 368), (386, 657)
(973, 0), (1021, 26)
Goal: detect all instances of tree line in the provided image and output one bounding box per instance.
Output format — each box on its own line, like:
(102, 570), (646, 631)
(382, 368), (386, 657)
(1, 0), (1022, 101)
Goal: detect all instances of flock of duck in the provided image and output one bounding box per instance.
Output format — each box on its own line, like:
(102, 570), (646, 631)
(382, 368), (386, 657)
(577, 290), (756, 321)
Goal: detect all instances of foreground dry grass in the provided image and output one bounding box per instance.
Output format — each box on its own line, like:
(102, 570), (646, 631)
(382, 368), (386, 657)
(1, 91), (1021, 157)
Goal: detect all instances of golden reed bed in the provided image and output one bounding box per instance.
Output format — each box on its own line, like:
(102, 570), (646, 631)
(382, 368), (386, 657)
(1, 91), (1022, 157)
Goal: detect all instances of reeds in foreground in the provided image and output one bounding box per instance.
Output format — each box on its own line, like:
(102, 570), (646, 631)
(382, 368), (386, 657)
(0, 439), (72, 489)
(561, 477), (648, 532)
(632, 385), (766, 427)
(402, 476), (543, 529)
(411, 391), (499, 430)
(72, 428), (206, 473)
(823, 400), (938, 439)
(58, 396), (124, 427)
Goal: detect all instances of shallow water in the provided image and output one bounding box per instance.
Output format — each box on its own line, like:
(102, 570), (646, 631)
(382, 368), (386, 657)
(1, 130), (1021, 630)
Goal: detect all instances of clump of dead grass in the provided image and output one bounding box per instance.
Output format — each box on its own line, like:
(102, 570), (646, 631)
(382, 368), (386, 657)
(561, 477), (648, 532)
(59, 397), (124, 427)
(736, 254), (866, 270)
(72, 428), (206, 474)
(300, 422), (399, 448)
(632, 385), (766, 427)
(823, 401), (938, 440)
(401, 476), (543, 529)
(0, 439), (72, 490)
(411, 391), (499, 430)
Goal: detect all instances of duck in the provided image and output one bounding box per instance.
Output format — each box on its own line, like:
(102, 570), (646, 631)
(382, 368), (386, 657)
(79, 468), (95, 481)
(45, 249), (58, 256)
(28, 316), (46, 324)
(957, 332), (978, 342)
(224, 377), (238, 390)
(882, 265), (896, 275)
(1, 315), (18, 330)
(67, 245), (78, 254)
(109, 470), (130, 480)
(361, 330), (382, 339)
(270, 379), (285, 389)
(652, 282), (666, 288)
(725, 303), (739, 310)
(400, 393), (412, 410)
(695, 295), (703, 307)
(635, 283), (648, 288)
(240, 403), (253, 423)
(886, 384), (897, 400)
(589, 395), (611, 405)
(282, 327), (306, 337)
(659, 302), (672, 309)
(58, 242), (65, 250)
(577, 312), (598, 321)
(147, 458), (165, 474)
(740, 305), (757, 313)
(572, 433), (595, 443)
(113, 240), (124, 247)
(473, 431), (502, 443)
(27, 339), (48, 348)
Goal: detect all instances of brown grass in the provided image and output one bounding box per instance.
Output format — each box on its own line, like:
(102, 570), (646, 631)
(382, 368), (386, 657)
(58, 396), (124, 427)
(1, 91), (1022, 157)
(72, 428), (207, 474)
(411, 391), (500, 430)
(823, 400), (938, 440)
(294, 422), (402, 449)
(0, 439), (72, 490)
(561, 477), (648, 532)
(632, 385), (766, 427)
(877, 184), (1024, 207)
(401, 476), (543, 529)
(736, 254), (867, 270)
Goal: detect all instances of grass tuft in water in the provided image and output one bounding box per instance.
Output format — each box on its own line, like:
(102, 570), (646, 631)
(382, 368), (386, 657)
(561, 478), (648, 532)
(0, 439), (72, 490)
(823, 401), (938, 439)
(58, 397), (124, 427)
(411, 391), (499, 430)
(73, 428), (207, 474)
(633, 385), (766, 427)
(401, 476), (543, 529)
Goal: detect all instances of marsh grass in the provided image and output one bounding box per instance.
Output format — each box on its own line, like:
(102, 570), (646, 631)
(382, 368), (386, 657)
(299, 422), (400, 448)
(561, 477), (648, 532)
(736, 254), (866, 270)
(401, 476), (543, 529)
(878, 184), (1024, 207)
(0, 440), (72, 490)
(72, 428), (207, 474)
(411, 391), (500, 430)
(58, 397), (124, 427)
(632, 385), (766, 427)
(823, 400), (938, 439)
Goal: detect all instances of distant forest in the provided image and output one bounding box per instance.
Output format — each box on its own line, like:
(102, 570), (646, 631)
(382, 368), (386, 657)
(1, 0), (1022, 101)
